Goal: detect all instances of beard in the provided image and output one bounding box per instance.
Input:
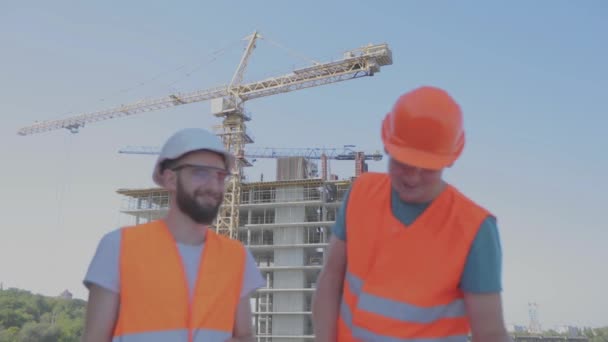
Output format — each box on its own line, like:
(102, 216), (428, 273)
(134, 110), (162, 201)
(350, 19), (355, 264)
(175, 177), (222, 225)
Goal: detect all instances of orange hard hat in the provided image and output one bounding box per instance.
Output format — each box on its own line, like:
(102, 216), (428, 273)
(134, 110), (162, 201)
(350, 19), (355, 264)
(381, 86), (465, 170)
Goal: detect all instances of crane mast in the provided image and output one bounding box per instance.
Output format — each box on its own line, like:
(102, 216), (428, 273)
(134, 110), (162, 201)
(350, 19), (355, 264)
(17, 31), (393, 238)
(213, 32), (260, 238)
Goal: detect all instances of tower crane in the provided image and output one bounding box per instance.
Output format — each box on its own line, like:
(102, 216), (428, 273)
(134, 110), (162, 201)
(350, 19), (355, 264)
(17, 31), (393, 238)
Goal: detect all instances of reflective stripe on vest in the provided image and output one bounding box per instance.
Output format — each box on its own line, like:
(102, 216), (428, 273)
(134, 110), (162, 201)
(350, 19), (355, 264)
(340, 303), (467, 342)
(113, 220), (245, 342)
(111, 329), (231, 342)
(346, 271), (466, 323)
(337, 173), (490, 341)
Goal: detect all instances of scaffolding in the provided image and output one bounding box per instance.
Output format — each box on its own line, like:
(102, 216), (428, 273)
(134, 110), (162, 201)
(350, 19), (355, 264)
(116, 166), (352, 341)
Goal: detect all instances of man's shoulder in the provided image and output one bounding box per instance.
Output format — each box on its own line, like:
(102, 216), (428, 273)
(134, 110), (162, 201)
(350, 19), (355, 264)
(99, 222), (165, 251)
(120, 220), (167, 240)
(446, 185), (497, 244)
(222, 236), (247, 250)
(97, 227), (123, 245)
(448, 184), (494, 217)
(350, 172), (390, 196)
(211, 231), (246, 250)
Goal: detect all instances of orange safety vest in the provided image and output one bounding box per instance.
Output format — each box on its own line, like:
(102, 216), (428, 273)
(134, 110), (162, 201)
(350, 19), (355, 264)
(112, 220), (246, 342)
(337, 173), (491, 341)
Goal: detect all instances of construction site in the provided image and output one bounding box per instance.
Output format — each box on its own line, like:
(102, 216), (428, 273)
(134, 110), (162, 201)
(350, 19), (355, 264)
(11, 24), (602, 342)
(16, 31), (393, 341)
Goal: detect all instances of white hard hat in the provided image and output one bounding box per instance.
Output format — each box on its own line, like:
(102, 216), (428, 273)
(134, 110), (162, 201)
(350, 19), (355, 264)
(152, 128), (235, 186)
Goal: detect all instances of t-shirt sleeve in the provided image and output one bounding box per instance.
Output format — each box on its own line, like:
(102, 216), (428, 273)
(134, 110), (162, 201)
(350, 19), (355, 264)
(331, 188), (351, 241)
(460, 216), (503, 293)
(83, 228), (121, 294)
(240, 248), (265, 299)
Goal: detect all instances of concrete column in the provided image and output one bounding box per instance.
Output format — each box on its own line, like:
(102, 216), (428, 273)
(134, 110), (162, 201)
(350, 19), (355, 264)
(272, 186), (307, 341)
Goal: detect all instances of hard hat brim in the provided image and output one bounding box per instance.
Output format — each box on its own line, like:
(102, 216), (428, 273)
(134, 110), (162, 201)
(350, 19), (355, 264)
(383, 142), (458, 170)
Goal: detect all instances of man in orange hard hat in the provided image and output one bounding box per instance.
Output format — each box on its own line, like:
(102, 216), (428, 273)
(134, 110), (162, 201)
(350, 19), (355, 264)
(312, 86), (512, 341)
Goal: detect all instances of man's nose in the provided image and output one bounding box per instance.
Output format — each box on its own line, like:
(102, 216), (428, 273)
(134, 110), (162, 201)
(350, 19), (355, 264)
(401, 165), (422, 182)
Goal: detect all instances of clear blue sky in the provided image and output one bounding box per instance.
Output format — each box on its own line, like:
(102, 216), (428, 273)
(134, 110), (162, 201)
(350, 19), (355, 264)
(1, 0), (606, 329)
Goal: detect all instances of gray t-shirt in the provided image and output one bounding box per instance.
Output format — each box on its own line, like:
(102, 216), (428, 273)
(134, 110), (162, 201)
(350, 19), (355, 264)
(84, 228), (265, 299)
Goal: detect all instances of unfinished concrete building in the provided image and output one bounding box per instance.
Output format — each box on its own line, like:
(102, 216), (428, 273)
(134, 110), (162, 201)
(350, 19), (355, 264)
(116, 157), (353, 341)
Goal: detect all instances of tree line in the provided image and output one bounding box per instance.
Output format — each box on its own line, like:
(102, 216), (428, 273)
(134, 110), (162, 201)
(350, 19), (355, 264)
(0, 288), (85, 342)
(1, 287), (607, 341)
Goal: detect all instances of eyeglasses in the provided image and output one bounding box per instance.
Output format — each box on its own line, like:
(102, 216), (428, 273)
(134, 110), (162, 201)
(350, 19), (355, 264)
(171, 163), (232, 183)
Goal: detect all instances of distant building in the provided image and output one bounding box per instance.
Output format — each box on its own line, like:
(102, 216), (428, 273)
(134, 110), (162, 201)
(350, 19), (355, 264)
(509, 324), (529, 333)
(59, 289), (73, 300)
(528, 302), (542, 333)
(556, 325), (581, 336)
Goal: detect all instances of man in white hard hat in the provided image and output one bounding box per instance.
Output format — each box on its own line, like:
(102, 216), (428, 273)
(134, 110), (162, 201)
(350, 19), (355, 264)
(82, 128), (264, 342)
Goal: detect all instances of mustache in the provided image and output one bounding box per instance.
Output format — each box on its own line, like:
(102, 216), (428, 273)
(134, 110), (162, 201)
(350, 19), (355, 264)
(194, 190), (223, 202)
